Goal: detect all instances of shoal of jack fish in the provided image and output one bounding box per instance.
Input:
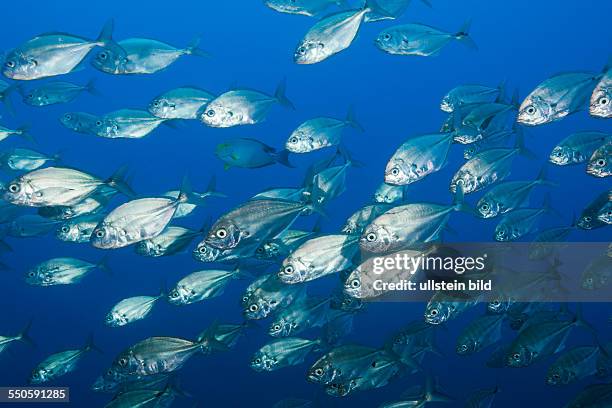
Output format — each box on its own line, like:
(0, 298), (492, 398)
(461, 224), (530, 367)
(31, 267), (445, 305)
(0, 0), (610, 407)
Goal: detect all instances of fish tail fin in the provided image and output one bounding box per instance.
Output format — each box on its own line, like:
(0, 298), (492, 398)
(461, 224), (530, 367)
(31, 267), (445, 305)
(203, 174), (228, 199)
(96, 19), (115, 45)
(18, 319), (35, 347)
(455, 20), (478, 50)
(96, 256), (112, 275)
(84, 333), (103, 354)
(106, 165), (136, 197)
(542, 193), (562, 219)
(85, 78), (102, 97)
(425, 375), (454, 403)
(535, 164), (558, 187)
(197, 323), (230, 353)
(515, 131), (537, 160)
(16, 125), (35, 144)
(274, 79), (295, 110)
(364, 0), (393, 17)
(178, 175), (209, 207)
(345, 106), (365, 132)
(274, 149), (295, 168)
(337, 144), (366, 168)
(186, 36), (210, 58)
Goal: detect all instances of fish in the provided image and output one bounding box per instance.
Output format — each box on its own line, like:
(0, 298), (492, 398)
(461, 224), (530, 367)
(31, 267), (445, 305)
(373, 183), (405, 204)
(375, 21), (477, 56)
(528, 221), (577, 260)
(385, 132), (454, 185)
(135, 225), (204, 257)
(294, 0), (389, 64)
(200, 198), (313, 257)
(462, 126), (515, 160)
(252, 187), (307, 202)
(216, 138), (293, 170)
(598, 200), (612, 224)
(517, 71), (603, 126)
(91, 179), (202, 249)
(0, 124), (33, 143)
(549, 131), (610, 165)
(59, 112), (101, 135)
(0, 148), (60, 172)
(494, 195), (555, 241)
(278, 234), (360, 284)
(148, 86), (215, 119)
(308, 157), (355, 206)
(91, 373), (170, 395)
(92, 37), (207, 75)
(565, 383), (612, 408)
(476, 167), (553, 218)
(360, 188), (468, 253)
(0, 321), (33, 355)
(269, 297), (332, 337)
(250, 337), (322, 372)
(105, 291), (164, 327)
(102, 335), (211, 384)
(197, 321), (251, 352)
(56, 213), (106, 243)
(545, 345), (602, 385)
(450, 135), (534, 194)
(341, 203), (392, 235)
(264, 0), (347, 17)
(586, 140), (611, 177)
(589, 65), (612, 118)
(30, 335), (101, 384)
(93, 109), (169, 139)
(581, 254), (612, 290)
(104, 382), (184, 408)
(285, 108), (363, 153)
(163, 175), (226, 219)
(506, 309), (593, 367)
(456, 314), (504, 355)
(242, 274), (306, 320)
(200, 80), (293, 127)
(577, 189), (610, 230)
(464, 386), (500, 408)
(25, 257), (109, 286)
(255, 222), (321, 261)
(38, 185), (116, 221)
(380, 377), (453, 408)
(424, 290), (480, 325)
(19, 79), (98, 106)
(4, 214), (61, 237)
(307, 344), (381, 384)
(167, 267), (246, 305)
(440, 83), (502, 113)
(3, 166), (133, 207)
(2, 20), (118, 80)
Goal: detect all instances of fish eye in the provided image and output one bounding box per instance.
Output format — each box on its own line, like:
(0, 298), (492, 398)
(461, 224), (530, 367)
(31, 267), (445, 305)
(197, 245), (208, 254)
(118, 358), (128, 366)
(283, 265), (294, 274)
(249, 304), (258, 312)
(298, 47), (306, 55)
(61, 226), (70, 233)
(366, 232), (377, 242)
(553, 374), (560, 379)
(242, 296), (249, 302)
(273, 324), (281, 331)
(63, 114), (72, 121)
(254, 358), (261, 364)
(95, 230), (105, 238)
(27, 94), (33, 99)
(584, 216), (592, 222)
(596, 159), (606, 166)
(289, 136), (298, 144)
(390, 167), (400, 176)
(8, 183), (20, 193)
(314, 368), (323, 376)
(383, 33), (391, 40)
(99, 52), (108, 60)
(170, 289), (179, 298)
(5, 61), (15, 68)
(215, 228), (227, 239)
(28, 271), (35, 277)
(256, 247), (264, 253)
(599, 97), (609, 105)
(153, 101), (160, 107)
(206, 109), (215, 117)
(430, 309), (438, 316)
(350, 279), (360, 288)
(460, 344), (468, 351)
(526, 106), (536, 115)
(480, 203), (489, 211)
(95, 120), (102, 126)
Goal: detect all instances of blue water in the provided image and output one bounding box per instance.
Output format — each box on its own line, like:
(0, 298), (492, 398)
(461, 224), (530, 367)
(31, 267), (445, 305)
(0, 0), (610, 407)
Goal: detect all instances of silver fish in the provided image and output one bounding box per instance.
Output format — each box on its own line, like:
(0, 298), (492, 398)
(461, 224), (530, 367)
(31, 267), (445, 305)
(251, 338), (322, 372)
(440, 83), (502, 113)
(26, 257), (108, 286)
(0, 321), (32, 355)
(597, 200), (612, 224)
(518, 71), (603, 126)
(19, 80), (97, 106)
(148, 86), (215, 119)
(60, 112), (101, 135)
(0, 148), (59, 171)
(265, 0), (347, 17)
(577, 190), (610, 230)
(105, 292), (164, 327)
(385, 133), (454, 185)
(38, 185), (116, 221)
(30, 336), (100, 384)
(375, 21), (477, 56)
(581, 255), (611, 290)
(94, 109), (168, 139)
(373, 183), (405, 204)
(549, 131), (610, 165)
(285, 108), (363, 153)
(2, 20), (117, 80)
(57, 213), (106, 243)
(135, 225), (204, 257)
(545, 345), (601, 385)
(269, 297), (332, 337)
(589, 66), (612, 118)
(92, 37), (207, 75)
(167, 268), (244, 305)
(494, 198), (554, 242)
(200, 80), (293, 127)
(342, 203), (393, 235)
(278, 234), (360, 284)
(5, 214), (61, 237)
(456, 314), (504, 355)
(243, 274), (306, 320)
(0, 124), (32, 143)
(586, 141), (611, 177)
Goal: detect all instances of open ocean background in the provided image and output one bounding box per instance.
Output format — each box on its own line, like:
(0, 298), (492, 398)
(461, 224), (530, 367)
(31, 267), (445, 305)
(0, 0), (610, 406)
